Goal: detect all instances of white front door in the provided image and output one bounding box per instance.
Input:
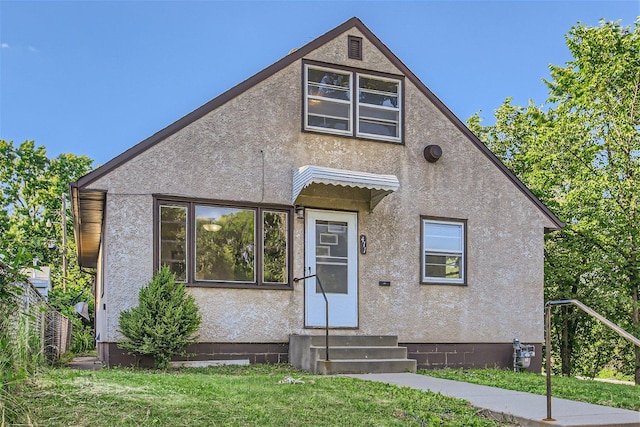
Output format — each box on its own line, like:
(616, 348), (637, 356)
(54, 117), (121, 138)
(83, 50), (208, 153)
(305, 209), (358, 328)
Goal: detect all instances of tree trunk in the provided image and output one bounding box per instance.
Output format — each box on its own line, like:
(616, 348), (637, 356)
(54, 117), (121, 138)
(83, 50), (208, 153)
(630, 252), (640, 386)
(560, 306), (573, 376)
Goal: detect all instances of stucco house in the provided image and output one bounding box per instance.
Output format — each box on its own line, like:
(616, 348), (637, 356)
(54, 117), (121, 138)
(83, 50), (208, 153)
(71, 17), (562, 373)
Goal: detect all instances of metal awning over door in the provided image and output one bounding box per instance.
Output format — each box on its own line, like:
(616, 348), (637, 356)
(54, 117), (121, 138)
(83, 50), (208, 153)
(292, 165), (399, 212)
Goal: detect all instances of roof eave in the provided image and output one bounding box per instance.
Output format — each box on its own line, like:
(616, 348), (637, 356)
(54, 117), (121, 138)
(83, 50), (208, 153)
(70, 183), (106, 268)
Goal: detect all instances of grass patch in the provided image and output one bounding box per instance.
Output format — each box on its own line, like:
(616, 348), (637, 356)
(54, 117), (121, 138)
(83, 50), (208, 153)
(420, 368), (639, 411)
(595, 366), (634, 383)
(13, 364), (514, 426)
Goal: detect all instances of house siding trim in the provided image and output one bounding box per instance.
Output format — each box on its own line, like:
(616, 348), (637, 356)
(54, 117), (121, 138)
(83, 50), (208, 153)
(403, 342), (542, 372)
(98, 342), (289, 368)
(97, 341), (539, 371)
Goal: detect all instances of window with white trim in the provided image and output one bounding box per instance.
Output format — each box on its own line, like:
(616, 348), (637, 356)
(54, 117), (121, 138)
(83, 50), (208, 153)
(304, 63), (402, 143)
(357, 74), (400, 140)
(421, 218), (466, 284)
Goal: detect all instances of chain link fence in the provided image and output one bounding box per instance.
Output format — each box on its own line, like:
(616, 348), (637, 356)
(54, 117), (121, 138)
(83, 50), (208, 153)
(14, 280), (72, 361)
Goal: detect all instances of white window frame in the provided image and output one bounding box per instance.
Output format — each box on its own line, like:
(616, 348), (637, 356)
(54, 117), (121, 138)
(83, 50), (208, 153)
(421, 218), (466, 285)
(356, 73), (401, 143)
(304, 63), (402, 143)
(304, 64), (353, 137)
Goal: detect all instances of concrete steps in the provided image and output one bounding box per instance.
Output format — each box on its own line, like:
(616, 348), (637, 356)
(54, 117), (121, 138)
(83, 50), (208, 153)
(316, 358), (418, 375)
(289, 334), (417, 375)
(311, 345), (409, 361)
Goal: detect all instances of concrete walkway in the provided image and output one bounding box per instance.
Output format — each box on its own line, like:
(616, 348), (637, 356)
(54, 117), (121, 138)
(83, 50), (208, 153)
(65, 356), (103, 370)
(347, 373), (640, 427)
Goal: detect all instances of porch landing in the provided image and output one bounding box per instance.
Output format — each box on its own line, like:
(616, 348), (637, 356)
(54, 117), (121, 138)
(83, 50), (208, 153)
(289, 334), (417, 375)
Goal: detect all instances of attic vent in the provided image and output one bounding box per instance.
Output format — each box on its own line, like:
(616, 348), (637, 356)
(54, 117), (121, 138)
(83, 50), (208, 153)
(348, 36), (362, 60)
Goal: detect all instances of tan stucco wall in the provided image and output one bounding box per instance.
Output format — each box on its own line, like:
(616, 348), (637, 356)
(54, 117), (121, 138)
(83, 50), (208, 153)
(87, 28), (554, 344)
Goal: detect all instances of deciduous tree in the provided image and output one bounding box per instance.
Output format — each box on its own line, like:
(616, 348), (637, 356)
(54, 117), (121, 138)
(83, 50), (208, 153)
(0, 140), (93, 287)
(469, 18), (640, 383)
(0, 140), (96, 352)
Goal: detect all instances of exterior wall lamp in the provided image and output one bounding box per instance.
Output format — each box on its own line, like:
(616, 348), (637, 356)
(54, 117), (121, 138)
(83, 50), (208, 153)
(295, 205), (305, 219)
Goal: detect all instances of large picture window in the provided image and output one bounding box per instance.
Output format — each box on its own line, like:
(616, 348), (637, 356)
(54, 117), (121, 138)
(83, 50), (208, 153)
(195, 206), (256, 283)
(157, 199), (291, 289)
(304, 63), (402, 143)
(421, 218), (466, 285)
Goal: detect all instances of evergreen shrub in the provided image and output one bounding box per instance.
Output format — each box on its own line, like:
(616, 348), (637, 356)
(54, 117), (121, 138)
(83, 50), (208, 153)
(118, 267), (201, 369)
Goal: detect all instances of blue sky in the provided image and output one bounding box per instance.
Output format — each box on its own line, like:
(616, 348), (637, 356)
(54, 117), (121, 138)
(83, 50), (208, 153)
(1, 1), (638, 167)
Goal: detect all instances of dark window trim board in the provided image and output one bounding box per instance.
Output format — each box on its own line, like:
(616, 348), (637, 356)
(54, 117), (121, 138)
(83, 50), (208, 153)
(420, 215), (468, 286)
(154, 195), (294, 290)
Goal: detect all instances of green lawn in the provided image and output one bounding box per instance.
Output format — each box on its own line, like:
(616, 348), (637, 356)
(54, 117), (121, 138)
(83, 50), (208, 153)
(5, 365), (510, 426)
(420, 368), (639, 411)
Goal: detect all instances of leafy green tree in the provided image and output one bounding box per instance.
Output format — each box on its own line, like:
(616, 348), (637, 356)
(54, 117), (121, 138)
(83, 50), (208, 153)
(118, 266), (202, 369)
(0, 140), (96, 354)
(263, 211), (287, 283)
(0, 140), (93, 287)
(469, 18), (640, 383)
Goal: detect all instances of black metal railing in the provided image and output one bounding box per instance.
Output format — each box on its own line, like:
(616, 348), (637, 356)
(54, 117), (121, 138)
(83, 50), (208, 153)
(293, 273), (329, 361)
(544, 299), (640, 421)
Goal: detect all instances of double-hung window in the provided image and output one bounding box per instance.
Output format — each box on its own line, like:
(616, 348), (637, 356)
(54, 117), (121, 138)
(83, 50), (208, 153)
(421, 218), (466, 285)
(305, 66), (353, 135)
(304, 63), (402, 143)
(157, 199), (291, 288)
(357, 74), (400, 140)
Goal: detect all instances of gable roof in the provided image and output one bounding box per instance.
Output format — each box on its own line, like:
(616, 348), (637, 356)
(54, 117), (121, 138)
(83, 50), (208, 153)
(72, 18), (563, 264)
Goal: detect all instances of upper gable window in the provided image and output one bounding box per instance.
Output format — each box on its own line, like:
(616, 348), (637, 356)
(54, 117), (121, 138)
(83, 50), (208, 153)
(304, 63), (402, 143)
(357, 75), (400, 141)
(306, 66), (353, 136)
